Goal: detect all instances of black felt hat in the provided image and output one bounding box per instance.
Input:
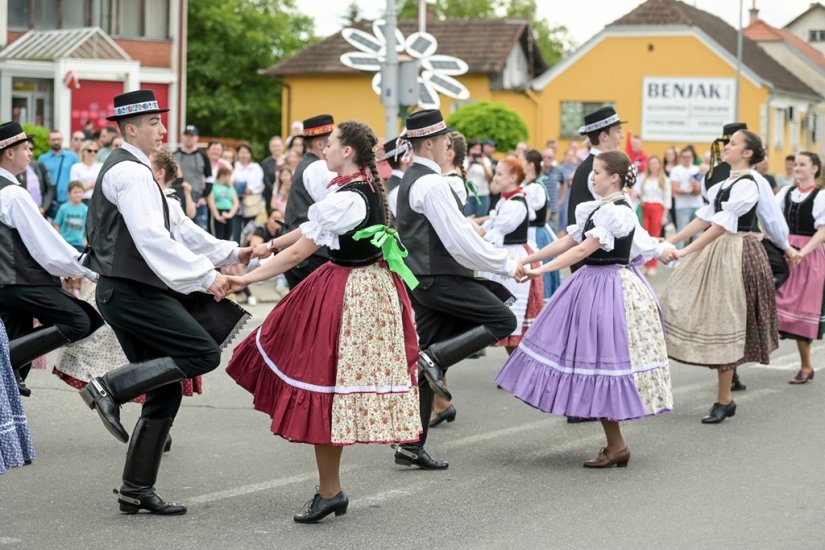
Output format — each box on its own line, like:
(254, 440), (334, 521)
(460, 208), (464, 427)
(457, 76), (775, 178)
(578, 106), (627, 135)
(0, 121), (34, 152)
(404, 110), (452, 139)
(720, 122), (748, 141)
(302, 114), (335, 138)
(106, 89), (169, 121)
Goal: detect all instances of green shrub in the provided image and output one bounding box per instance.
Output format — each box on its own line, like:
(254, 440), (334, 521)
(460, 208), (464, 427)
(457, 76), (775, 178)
(21, 123), (50, 159)
(446, 102), (529, 152)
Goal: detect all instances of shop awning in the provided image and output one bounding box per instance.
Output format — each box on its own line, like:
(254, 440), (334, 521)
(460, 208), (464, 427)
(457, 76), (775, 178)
(0, 27), (130, 61)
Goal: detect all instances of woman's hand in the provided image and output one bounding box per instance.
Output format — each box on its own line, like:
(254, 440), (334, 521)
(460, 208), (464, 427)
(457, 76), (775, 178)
(252, 242), (274, 259)
(225, 275), (249, 294)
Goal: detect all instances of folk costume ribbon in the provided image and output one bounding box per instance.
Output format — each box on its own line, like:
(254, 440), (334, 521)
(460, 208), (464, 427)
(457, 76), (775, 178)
(352, 225), (419, 289)
(465, 179), (481, 204)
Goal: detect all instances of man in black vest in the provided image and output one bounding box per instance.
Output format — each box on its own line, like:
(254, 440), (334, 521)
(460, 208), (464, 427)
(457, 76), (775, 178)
(79, 90), (250, 516)
(282, 114), (336, 289)
(380, 136), (410, 216)
(0, 122), (102, 397)
(394, 110), (519, 470)
(567, 106), (626, 243)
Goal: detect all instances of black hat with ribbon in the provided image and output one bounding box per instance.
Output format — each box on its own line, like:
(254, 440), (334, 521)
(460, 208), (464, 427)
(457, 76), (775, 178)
(0, 121), (35, 152)
(720, 122), (748, 143)
(106, 89), (169, 121)
(380, 136), (411, 161)
(302, 114), (335, 138)
(404, 110), (452, 139)
(578, 106), (627, 135)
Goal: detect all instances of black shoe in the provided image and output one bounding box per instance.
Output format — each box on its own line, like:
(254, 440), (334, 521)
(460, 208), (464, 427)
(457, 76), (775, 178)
(418, 353), (452, 402)
(80, 378), (128, 442)
(393, 445), (448, 470)
(163, 434), (172, 453)
(114, 489), (187, 515)
(701, 401), (736, 424)
(293, 490), (348, 523)
(731, 371), (747, 392)
(429, 405), (457, 427)
(566, 416), (596, 423)
(13, 370), (31, 398)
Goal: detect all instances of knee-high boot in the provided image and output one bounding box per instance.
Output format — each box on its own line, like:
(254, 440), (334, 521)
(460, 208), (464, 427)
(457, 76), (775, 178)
(79, 357), (186, 443)
(418, 326), (498, 400)
(114, 417), (186, 515)
(8, 325), (71, 397)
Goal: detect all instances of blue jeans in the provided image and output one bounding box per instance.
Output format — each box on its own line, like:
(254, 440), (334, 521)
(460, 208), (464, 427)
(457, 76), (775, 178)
(675, 207), (698, 249)
(464, 195), (490, 217)
(194, 204), (209, 231)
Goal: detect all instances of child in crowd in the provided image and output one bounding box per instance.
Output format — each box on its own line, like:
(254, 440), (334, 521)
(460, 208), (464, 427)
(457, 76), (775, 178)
(208, 167), (239, 241)
(53, 181), (87, 297)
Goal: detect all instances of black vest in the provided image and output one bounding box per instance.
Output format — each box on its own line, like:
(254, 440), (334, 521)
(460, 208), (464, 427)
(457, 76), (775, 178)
(705, 161), (731, 191)
(328, 181), (385, 267)
(0, 177), (61, 286)
(85, 148), (170, 289)
(783, 186), (820, 237)
(387, 174), (402, 193)
(502, 195), (529, 245)
(582, 199), (635, 266)
(526, 180), (549, 227)
(284, 152), (328, 258)
(396, 162), (474, 278)
(567, 153), (595, 227)
(714, 176), (759, 233)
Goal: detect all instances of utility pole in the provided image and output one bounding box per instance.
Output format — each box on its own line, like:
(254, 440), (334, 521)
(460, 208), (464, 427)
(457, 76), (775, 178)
(382, 0), (399, 139)
(419, 0), (426, 32)
(735, 0), (744, 119)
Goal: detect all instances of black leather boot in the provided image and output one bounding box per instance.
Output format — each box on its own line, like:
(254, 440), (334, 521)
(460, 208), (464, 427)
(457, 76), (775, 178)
(393, 444), (449, 470)
(163, 434), (173, 453)
(731, 369), (746, 391)
(9, 326), (71, 397)
(79, 357), (186, 443)
(115, 417), (186, 515)
(419, 326), (497, 400)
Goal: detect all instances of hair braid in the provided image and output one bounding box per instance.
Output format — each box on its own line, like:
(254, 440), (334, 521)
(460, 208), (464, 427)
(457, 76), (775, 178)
(337, 120), (391, 225)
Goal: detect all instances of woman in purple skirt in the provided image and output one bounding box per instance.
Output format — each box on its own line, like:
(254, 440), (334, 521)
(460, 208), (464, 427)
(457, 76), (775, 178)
(496, 151), (675, 468)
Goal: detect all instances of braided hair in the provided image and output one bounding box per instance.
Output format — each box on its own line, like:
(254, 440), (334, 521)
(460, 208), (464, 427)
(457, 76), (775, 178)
(447, 131), (468, 181)
(596, 150), (637, 189)
(335, 121), (391, 225)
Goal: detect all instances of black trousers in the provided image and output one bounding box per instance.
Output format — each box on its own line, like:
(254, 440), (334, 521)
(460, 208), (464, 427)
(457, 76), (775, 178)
(95, 277), (221, 420)
(409, 276), (516, 448)
(284, 254), (328, 290)
(0, 284), (99, 378)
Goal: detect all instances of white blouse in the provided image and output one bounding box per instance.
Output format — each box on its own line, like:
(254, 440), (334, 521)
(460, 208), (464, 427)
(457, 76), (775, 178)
(568, 199), (673, 261)
(300, 188), (368, 250)
(481, 194), (529, 247)
(634, 176), (672, 207)
(69, 161), (102, 199)
(444, 172), (467, 206)
(776, 185), (825, 230)
(232, 161), (265, 194)
(523, 181), (546, 221)
(697, 171), (790, 249)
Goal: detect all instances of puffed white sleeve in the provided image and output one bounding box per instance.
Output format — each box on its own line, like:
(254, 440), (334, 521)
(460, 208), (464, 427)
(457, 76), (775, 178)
(584, 202), (636, 251)
(524, 184), (546, 221)
(166, 197), (239, 267)
(567, 200), (600, 243)
(814, 190), (825, 229)
(300, 190), (367, 250)
(482, 199), (528, 247)
(696, 182), (721, 222)
(698, 180), (758, 234)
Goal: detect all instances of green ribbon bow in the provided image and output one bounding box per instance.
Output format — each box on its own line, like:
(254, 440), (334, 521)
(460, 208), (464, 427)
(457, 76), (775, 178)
(465, 179), (482, 204)
(352, 224), (419, 289)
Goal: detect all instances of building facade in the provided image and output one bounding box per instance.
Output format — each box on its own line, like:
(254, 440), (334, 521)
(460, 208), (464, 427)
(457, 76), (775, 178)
(1, 0), (186, 142)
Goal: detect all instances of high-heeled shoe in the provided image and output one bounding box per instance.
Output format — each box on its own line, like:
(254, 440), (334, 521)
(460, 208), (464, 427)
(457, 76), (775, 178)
(789, 369), (815, 385)
(583, 447), (630, 468)
(429, 405), (457, 427)
(293, 490), (348, 523)
(701, 401), (736, 424)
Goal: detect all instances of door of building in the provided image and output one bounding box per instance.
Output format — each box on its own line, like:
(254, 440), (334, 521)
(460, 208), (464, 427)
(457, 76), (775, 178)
(11, 78), (53, 127)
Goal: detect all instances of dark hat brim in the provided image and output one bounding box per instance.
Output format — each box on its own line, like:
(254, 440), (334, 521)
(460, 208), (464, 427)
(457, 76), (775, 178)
(106, 107), (170, 122)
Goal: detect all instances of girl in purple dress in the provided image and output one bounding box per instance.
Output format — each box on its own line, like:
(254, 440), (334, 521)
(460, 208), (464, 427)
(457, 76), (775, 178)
(496, 151), (674, 468)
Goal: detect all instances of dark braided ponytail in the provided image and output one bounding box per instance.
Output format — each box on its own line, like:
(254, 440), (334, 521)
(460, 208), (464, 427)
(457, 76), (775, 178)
(336, 120), (392, 225)
(448, 131), (468, 182)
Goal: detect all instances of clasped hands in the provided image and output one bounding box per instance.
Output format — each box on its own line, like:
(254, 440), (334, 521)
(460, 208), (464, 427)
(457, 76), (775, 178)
(207, 246), (255, 301)
(785, 247), (804, 267)
(514, 261), (539, 283)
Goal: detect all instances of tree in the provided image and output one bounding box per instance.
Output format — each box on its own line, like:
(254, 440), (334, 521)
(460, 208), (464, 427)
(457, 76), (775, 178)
(343, 1), (362, 26)
(395, 0), (573, 65)
(186, 0), (316, 156)
(446, 102), (529, 151)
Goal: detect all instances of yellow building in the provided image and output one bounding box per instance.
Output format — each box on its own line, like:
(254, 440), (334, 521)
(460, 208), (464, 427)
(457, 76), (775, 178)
(532, 0), (822, 173)
(263, 18), (548, 142)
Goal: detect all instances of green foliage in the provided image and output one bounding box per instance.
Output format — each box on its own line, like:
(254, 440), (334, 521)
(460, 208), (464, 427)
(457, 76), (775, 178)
(395, 0), (574, 65)
(21, 122), (49, 159)
(446, 101), (528, 151)
(186, 0), (316, 158)
(343, 1), (362, 25)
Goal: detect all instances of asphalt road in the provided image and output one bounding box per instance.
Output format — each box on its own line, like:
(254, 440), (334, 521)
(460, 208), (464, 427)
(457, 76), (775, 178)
(2, 273), (824, 549)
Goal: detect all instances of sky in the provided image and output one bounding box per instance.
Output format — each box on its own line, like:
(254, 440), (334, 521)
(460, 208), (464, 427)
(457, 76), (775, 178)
(301, 0), (817, 47)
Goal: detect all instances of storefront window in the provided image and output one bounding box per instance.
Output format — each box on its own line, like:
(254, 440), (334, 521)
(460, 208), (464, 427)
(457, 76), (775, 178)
(9, 0), (30, 28)
(33, 0), (59, 29)
(9, 0), (168, 37)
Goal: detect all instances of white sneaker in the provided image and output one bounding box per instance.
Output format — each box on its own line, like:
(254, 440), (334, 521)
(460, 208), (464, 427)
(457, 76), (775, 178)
(247, 295), (258, 306)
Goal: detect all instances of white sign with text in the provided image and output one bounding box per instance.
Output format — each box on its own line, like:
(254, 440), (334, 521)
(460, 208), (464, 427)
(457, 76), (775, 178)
(641, 77), (735, 142)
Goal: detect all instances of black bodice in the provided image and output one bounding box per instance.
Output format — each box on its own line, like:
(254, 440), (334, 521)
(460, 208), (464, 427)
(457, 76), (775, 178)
(582, 199), (635, 266)
(502, 195), (529, 245)
(783, 186), (820, 237)
(714, 175), (758, 233)
(327, 180), (385, 267)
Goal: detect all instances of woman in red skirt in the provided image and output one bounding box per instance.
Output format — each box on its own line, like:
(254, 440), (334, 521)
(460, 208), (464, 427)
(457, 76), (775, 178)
(225, 121), (421, 523)
(775, 152), (825, 384)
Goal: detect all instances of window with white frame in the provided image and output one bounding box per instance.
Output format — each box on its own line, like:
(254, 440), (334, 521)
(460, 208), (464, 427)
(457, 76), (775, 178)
(560, 101), (616, 139)
(774, 108), (785, 149)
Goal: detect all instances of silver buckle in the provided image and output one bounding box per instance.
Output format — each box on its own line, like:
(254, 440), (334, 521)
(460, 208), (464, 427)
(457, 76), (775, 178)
(91, 378), (107, 397)
(113, 490), (141, 506)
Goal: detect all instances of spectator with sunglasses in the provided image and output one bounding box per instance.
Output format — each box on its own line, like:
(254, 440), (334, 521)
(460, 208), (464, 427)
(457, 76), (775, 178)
(69, 140), (103, 203)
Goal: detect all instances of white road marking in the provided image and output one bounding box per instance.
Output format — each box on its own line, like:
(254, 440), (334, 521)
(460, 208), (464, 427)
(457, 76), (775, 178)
(0, 538), (22, 545)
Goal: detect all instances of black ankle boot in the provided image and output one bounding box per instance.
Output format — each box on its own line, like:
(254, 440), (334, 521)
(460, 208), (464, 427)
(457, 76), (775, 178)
(13, 369), (31, 398)
(731, 369), (747, 391)
(393, 444), (448, 470)
(9, 326), (72, 397)
(79, 357), (186, 443)
(116, 417), (186, 515)
(293, 490), (349, 523)
(701, 401), (737, 424)
(163, 434), (172, 453)
(419, 326), (498, 400)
